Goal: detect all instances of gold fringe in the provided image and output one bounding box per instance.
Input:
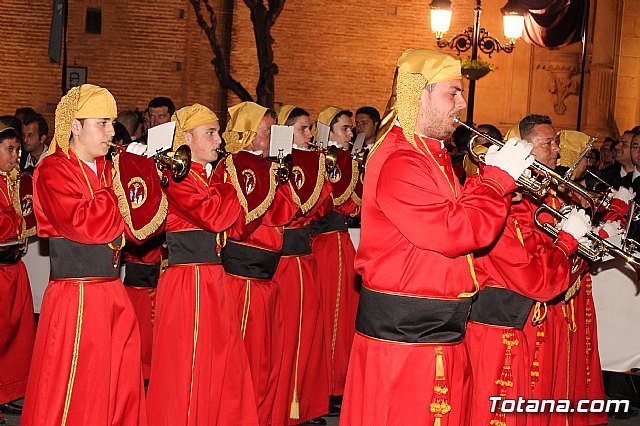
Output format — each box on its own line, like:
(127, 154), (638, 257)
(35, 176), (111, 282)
(111, 154), (168, 240)
(430, 346), (452, 424)
(62, 283), (85, 426)
(224, 155), (277, 224)
(50, 86), (81, 158)
(291, 154), (326, 214)
(332, 158), (360, 206)
(564, 276), (581, 302)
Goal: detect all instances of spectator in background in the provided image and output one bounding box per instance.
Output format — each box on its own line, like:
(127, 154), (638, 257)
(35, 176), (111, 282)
(21, 112), (49, 174)
(117, 110), (140, 142)
(355, 106), (380, 149)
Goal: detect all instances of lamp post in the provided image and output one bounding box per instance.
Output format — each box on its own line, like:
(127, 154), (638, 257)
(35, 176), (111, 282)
(430, 0), (526, 124)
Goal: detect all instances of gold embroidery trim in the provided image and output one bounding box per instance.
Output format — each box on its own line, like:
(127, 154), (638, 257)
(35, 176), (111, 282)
(289, 155), (326, 214)
(333, 159), (360, 206)
(224, 155), (277, 223)
(112, 153), (168, 240)
(62, 283), (85, 426)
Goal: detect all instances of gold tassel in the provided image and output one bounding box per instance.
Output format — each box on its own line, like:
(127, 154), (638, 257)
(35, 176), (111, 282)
(290, 392), (300, 420)
(430, 346), (451, 425)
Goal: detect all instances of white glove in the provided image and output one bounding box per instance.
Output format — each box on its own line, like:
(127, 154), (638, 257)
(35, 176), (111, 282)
(595, 220), (623, 247)
(560, 208), (591, 241)
(484, 137), (534, 181)
(126, 142), (147, 156)
(613, 187), (636, 204)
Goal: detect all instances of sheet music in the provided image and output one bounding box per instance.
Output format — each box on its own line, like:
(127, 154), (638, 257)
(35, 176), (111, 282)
(147, 121), (176, 157)
(352, 133), (366, 153)
(269, 125), (294, 158)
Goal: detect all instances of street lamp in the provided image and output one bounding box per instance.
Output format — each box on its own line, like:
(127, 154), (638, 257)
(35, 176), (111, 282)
(429, 0), (526, 124)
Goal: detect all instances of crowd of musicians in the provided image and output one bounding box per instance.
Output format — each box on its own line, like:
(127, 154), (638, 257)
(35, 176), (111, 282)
(1, 48), (640, 426)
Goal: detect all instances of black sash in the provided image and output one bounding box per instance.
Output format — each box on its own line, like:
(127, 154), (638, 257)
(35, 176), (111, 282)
(123, 262), (160, 288)
(166, 230), (221, 265)
(0, 246), (23, 265)
(49, 237), (120, 279)
(355, 286), (472, 344)
(222, 240), (281, 280)
(281, 227), (311, 256)
(469, 286), (534, 329)
(310, 210), (348, 235)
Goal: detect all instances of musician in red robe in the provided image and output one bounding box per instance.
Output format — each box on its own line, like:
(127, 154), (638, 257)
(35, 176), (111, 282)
(466, 176), (590, 425)
(270, 105), (333, 425)
(308, 106), (361, 403)
(146, 103), (258, 425)
(341, 49), (535, 425)
(219, 101), (299, 426)
(22, 84), (165, 425)
(0, 124), (36, 423)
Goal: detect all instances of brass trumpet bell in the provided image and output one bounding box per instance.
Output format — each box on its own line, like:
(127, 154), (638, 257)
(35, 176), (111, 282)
(156, 144), (191, 181)
(308, 141), (339, 173)
(353, 148), (368, 173)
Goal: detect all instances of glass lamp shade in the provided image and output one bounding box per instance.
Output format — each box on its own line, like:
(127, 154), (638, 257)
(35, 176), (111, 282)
(430, 7), (452, 37)
(502, 13), (524, 40)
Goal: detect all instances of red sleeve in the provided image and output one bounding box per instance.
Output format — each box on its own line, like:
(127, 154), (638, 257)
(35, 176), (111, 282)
(307, 181), (334, 222)
(475, 208), (574, 301)
(34, 156), (125, 244)
(335, 197), (360, 216)
(376, 151), (512, 257)
(261, 183), (300, 227)
(0, 205), (20, 241)
(163, 172), (242, 233)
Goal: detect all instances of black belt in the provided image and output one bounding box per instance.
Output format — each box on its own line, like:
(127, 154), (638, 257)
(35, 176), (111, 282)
(222, 240), (281, 280)
(49, 237), (121, 279)
(0, 246), (23, 265)
(166, 230), (221, 265)
(281, 227), (311, 256)
(469, 286), (534, 329)
(310, 211), (348, 235)
(123, 262), (160, 288)
(355, 286), (472, 344)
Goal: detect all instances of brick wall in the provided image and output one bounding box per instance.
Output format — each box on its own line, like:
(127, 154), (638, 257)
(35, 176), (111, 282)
(0, 0), (634, 138)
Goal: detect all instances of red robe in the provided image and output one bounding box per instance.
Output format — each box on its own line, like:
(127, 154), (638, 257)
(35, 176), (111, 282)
(311, 198), (360, 396)
(467, 194), (576, 426)
(0, 174), (36, 404)
(146, 162), (258, 426)
(123, 234), (163, 380)
(22, 149), (146, 426)
(220, 160), (300, 426)
(342, 126), (517, 426)
(271, 175), (333, 425)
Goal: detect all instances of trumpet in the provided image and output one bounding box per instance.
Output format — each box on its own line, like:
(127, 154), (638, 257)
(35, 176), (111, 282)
(216, 147), (231, 158)
(108, 142), (192, 183)
(266, 149), (293, 185)
(455, 118), (612, 215)
(352, 148), (368, 173)
(534, 203), (640, 273)
(308, 141), (339, 173)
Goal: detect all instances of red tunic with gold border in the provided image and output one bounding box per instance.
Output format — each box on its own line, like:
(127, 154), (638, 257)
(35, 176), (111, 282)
(466, 191), (576, 426)
(544, 193), (612, 426)
(0, 173), (35, 405)
(22, 149), (147, 426)
(310, 150), (361, 396)
(217, 153), (300, 426)
(122, 234), (163, 380)
(341, 125), (517, 426)
(550, 262), (608, 425)
(271, 149), (333, 425)
(146, 162), (259, 426)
